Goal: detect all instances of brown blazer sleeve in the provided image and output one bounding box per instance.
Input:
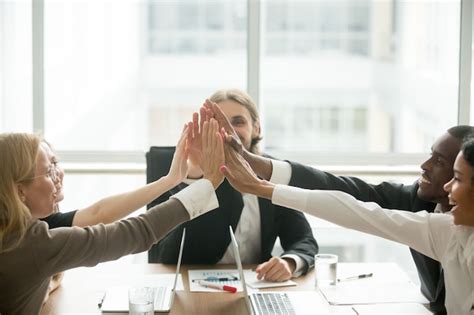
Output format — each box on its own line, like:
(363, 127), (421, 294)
(33, 198), (189, 278)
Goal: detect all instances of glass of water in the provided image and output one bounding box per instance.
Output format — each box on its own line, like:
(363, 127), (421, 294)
(128, 287), (155, 315)
(314, 254), (338, 288)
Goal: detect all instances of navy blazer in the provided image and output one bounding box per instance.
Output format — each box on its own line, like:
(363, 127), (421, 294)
(148, 179), (318, 274)
(286, 160), (445, 315)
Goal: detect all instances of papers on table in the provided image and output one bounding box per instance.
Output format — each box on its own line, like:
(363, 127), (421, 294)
(245, 270), (297, 289)
(188, 269), (297, 292)
(352, 303), (432, 314)
(188, 269), (245, 292)
(319, 263), (428, 306)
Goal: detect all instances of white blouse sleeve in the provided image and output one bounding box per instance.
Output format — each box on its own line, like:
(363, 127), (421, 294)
(272, 185), (453, 261)
(269, 160), (292, 185)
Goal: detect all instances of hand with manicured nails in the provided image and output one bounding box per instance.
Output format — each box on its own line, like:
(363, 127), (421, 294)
(256, 257), (296, 282)
(201, 119), (225, 189)
(219, 144), (274, 200)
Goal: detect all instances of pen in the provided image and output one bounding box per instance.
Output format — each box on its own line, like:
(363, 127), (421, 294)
(97, 293), (105, 308)
(337, 272), (373, 282)
(198, 280), (237, 293)
(192, 275), (238, 282)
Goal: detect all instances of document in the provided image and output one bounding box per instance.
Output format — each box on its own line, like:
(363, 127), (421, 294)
(319, 263), (428, 305)
(245, 270), (297, 289)
(188, 269), (298, 291)
(352, 303), (432, 314)
(188, 269), (246, 292)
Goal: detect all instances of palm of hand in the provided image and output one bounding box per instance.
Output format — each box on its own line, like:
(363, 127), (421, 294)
(188, 136), (203, 167)
(205, 100), (244, 153)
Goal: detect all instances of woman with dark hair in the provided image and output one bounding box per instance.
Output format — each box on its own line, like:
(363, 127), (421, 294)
(221, 134), (474, 314)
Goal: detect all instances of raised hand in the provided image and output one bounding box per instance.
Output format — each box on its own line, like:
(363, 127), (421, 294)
(204, 99), (244, 154)
(167, 125), (190, 185)
(201, 118), (225, 189)
(220, 144), (274, 200)
(186, 106), (216, 174)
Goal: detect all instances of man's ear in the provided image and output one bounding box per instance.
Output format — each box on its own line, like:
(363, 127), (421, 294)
(252, 120), (261, 138)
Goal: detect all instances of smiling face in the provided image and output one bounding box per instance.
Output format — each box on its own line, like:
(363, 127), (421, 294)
(43, 142), (65, 203)
(417, 132), (462, 211)
(443, 151), (474, 226)
(217, 99), (261, 152)
(18, 144), (58, 219)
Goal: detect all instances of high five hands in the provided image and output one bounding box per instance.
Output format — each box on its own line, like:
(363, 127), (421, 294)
(185, 108), (225, 189)
(183, 101), (292, 281)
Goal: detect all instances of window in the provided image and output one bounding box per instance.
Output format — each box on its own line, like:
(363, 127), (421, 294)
(262, 0), (460, 157)
(43, 0), (247, 151)
(0, 0), (471, 279)
(0, 1), (32, 133)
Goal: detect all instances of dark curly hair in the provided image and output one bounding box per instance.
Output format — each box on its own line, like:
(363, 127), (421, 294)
(461, 135), (474, 168)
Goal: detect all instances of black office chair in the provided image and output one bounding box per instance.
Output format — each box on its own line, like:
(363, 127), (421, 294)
(146, 146), (176, 208)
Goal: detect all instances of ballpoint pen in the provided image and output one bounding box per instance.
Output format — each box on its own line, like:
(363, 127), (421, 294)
(198, 280), (237, 293)
(192, 275), (239, 282)
(337, 272), (373, 282)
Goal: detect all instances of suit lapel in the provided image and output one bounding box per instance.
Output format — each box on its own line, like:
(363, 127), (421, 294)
(218, 180), (244, 232)
(258, 197), (274, 261)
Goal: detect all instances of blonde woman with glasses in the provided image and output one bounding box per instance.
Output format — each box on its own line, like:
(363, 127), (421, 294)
(0, 118), (225, 314)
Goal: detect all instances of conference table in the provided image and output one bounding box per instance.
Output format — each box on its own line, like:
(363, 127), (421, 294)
(40, 261), (432, 314)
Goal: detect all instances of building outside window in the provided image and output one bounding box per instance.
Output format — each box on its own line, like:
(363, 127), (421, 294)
(0, 0), (468, 279)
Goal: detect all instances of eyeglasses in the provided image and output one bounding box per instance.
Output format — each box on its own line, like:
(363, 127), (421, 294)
(27, 165), (59, 182)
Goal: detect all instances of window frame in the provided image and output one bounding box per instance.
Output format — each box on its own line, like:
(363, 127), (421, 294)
(31, 0), (472, 166)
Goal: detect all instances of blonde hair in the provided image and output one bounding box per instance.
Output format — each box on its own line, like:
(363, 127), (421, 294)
(0, 133), (41, 253)
(209, 89), (262, 154)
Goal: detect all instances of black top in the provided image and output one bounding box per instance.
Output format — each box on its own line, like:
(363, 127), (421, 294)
(41, 210), (77, 228)
(286, 160), (445, 315)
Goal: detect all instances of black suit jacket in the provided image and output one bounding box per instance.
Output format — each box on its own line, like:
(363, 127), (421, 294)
(148, 179), (318, 275)
(287, 160), (445, 315)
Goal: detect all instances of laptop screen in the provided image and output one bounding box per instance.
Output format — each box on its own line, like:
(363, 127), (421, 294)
(229, 226), (253, 314)
(101, 228), (186, 313)
(172, 228), (185, 292)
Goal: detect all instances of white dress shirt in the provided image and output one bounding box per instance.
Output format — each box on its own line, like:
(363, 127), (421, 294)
(219, 193), (261, 264)
(218, 161), (305, 276)
(172, 179), (219, 219)
(272, 184), (474, 315)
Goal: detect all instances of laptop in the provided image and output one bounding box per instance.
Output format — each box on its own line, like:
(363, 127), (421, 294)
(229, 226), (333, 315)
(101, 228), (186, 313)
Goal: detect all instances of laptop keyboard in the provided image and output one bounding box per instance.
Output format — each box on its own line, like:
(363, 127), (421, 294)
(253, 293), (296, 315)
(154, 286), (167, 308)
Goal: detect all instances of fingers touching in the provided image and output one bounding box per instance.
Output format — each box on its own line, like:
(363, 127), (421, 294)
(201, 119), (225, 188)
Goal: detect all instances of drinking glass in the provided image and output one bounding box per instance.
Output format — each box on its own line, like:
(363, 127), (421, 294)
(314, 254), (338, 288)
(128, 287), (155, 315)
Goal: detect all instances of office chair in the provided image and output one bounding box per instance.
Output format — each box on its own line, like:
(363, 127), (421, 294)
(146, 146), (176, 208)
